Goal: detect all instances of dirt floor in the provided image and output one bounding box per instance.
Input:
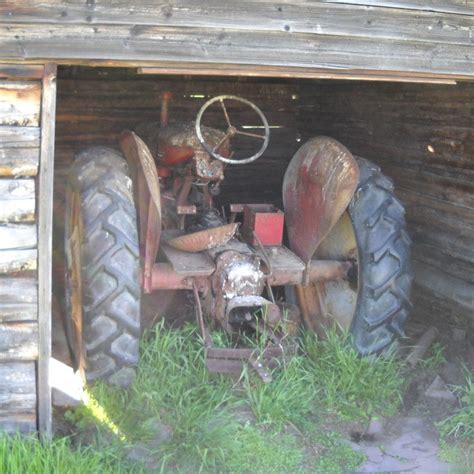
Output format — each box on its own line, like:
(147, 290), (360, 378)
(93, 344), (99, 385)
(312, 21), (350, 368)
(51, 291), (473, 473)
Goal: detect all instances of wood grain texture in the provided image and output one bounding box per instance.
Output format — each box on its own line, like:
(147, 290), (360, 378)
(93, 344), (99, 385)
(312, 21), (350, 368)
(0, 362), (37, 433)
(0, 81), (41, 126)
(1, 1), (473, 46)
(0, 179), (35, 222)
(38, 63), (56, 439)
(0, 64), (43, 80)
(0, 278), (37, 322)
(0, 249), (37, 274)
(0, 322), (38, 361)
(0, 224), (36, 250)
(0, 126), (40, 176)
(0, 23), (473, 77)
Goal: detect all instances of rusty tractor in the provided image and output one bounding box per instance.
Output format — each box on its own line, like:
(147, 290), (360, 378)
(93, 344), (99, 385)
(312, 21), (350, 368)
(65, 94), (412, 387)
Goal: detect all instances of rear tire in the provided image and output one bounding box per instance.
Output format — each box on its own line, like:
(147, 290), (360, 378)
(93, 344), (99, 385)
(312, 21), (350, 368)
(297, 157), (412, 354)
(65, 147), (141, 388)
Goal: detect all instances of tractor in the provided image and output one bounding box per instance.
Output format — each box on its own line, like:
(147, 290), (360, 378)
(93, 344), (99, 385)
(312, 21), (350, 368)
(65, 93), (412, 387)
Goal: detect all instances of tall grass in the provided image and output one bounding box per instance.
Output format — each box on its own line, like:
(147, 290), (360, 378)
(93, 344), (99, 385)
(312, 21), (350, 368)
(303, 330), (405, 419)
(0, 435), (141, 474)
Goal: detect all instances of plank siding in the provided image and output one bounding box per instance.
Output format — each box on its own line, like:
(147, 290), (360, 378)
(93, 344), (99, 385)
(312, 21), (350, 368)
(0, 1), (473, 78)
(0, 126), (40, 177)
(0, 81), (41, 127)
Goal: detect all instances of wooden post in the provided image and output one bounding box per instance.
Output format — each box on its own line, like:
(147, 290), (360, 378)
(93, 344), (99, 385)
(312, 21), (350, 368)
(37, 63), (56, 440)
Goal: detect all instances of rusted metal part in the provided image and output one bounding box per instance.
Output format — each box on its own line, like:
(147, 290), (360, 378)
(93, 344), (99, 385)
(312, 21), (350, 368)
(194, 149), (224, 181)
(193, 281), (213, 348)
(160, 91), (173, 128)
(242, 204), (284, 247)
(150, 263), (193, 290)
(195, 95), (270, 165)
(283, 136), (359, 271)
(167, 223), (239, 252)
(119, 130), (162, 293)
(161, 242), (215, 276)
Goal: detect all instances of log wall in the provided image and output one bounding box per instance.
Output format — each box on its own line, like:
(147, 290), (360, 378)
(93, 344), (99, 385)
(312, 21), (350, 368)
(0, 64), (56, 436)
(54, 68), (473, 330)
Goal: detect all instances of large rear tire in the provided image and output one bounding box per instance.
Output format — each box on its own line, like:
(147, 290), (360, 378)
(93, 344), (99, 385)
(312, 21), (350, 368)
(297, 157), (412, 354)
(65, 147), (141, 387)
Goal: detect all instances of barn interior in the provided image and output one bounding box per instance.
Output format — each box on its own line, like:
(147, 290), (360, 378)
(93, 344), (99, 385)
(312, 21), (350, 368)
(52, 66), (473, 355)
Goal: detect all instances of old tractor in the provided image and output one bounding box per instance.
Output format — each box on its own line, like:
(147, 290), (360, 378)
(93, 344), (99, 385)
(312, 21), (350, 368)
(65, 93), (412, 387)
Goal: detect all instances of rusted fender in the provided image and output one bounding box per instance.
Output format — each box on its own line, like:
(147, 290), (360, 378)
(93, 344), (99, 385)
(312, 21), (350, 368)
(283, 137), (359, 265)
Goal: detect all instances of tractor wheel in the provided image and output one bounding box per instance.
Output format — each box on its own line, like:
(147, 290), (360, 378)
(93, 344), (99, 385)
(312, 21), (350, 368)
(65, 147), (141, 388)
(296, 157), (412, 354)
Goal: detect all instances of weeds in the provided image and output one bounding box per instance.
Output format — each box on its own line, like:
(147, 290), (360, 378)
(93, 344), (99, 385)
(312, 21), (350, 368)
(6, 323), (410, 473)
(0, 435), (141, 474)
(303, 329), (405, 420)
(439, 370), (474, 440)
(419, 342), (447, 370)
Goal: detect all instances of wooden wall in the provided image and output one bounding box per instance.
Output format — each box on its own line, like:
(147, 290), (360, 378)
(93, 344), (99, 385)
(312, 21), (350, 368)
(0, 66), (41, 433)
(54, 68), (473, 330)
(296, 81), (474, 327)
(1, 1), (474, 80)
(0, 64), (56, 436)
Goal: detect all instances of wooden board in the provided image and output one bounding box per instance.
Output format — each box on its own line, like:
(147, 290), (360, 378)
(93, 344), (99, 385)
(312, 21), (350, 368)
(1, 1), (473, 46)
(0, 81), (41, 127)
(0, 278), (37, 322)
(37, 63), (57, 439)
(0, 322), (38, 361)
(0, 224), (37, 250)
(0, 24), (474, 77)
(0, 249), (37, 274)
(0, 64), (43, 80)
(0, 126), (40, 176)
(0, 362), (37, 433)
(0, 179), (35, 222)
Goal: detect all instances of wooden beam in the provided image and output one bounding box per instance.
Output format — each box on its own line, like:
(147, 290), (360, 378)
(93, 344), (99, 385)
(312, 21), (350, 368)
(137, 65), (458, 84)
(0, 322), (38, 361)
(0, 249), (37, 274)
(0, 362), (37, 433)
(0, 179), (35, 222)
(0, 278), (37, 323)
(0, 81), (41, 127)
(1, 2), (473, 45)
(0, 24), (473, 77)
(0, 224), (37, 250)
(0, 64), (44, 80)
(0, 126), (40, 177)
(37, 63), (56, 440)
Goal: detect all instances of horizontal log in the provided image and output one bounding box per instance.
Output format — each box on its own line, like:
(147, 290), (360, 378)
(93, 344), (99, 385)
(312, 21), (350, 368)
(0, 64), (43, 80)
(0, 361), (36, 432)
(0, 81), (41, 127)
(0, 278), (37, 322)
(0, 179), (35, 222)
(0, 126), (40, 148)
(0, 322), (38, 361)
(0, 249), (37, 274)
(0, 224), (37, 250)
(1, 1), (473, 46)
(1, 24), (474, 77)
(0, 147), (40, 176)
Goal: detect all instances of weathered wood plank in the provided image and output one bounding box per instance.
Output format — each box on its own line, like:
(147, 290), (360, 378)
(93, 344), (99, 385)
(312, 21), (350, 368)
(0, 127), (40, 176)
(0, 224), (37, 250)
(0, 249), (37, 274)
(0, 24), (473, 77)
(0, 278), (37, 322)
(0, 179), (35, 222)
(1, 2), (473, 46)
(0, 361), (37, 433)
(321, 1), (474, 16)
(38, 63), (56, 439)
(0, 322), (38, 361)
(0, 81), (41, 126)
(0, 64), (43, 80)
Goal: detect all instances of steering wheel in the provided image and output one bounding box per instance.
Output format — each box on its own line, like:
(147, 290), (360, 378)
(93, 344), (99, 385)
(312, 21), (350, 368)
(195, 95), (270, 165)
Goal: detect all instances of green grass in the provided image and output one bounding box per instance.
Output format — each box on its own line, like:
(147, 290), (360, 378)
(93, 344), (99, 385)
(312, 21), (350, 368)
(4, 323), (409, 473)
(439, 370), (474, 441)
(303, 330), (405, 420)
(419, 342), (447, 370)
(0, 435), (141, 474)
